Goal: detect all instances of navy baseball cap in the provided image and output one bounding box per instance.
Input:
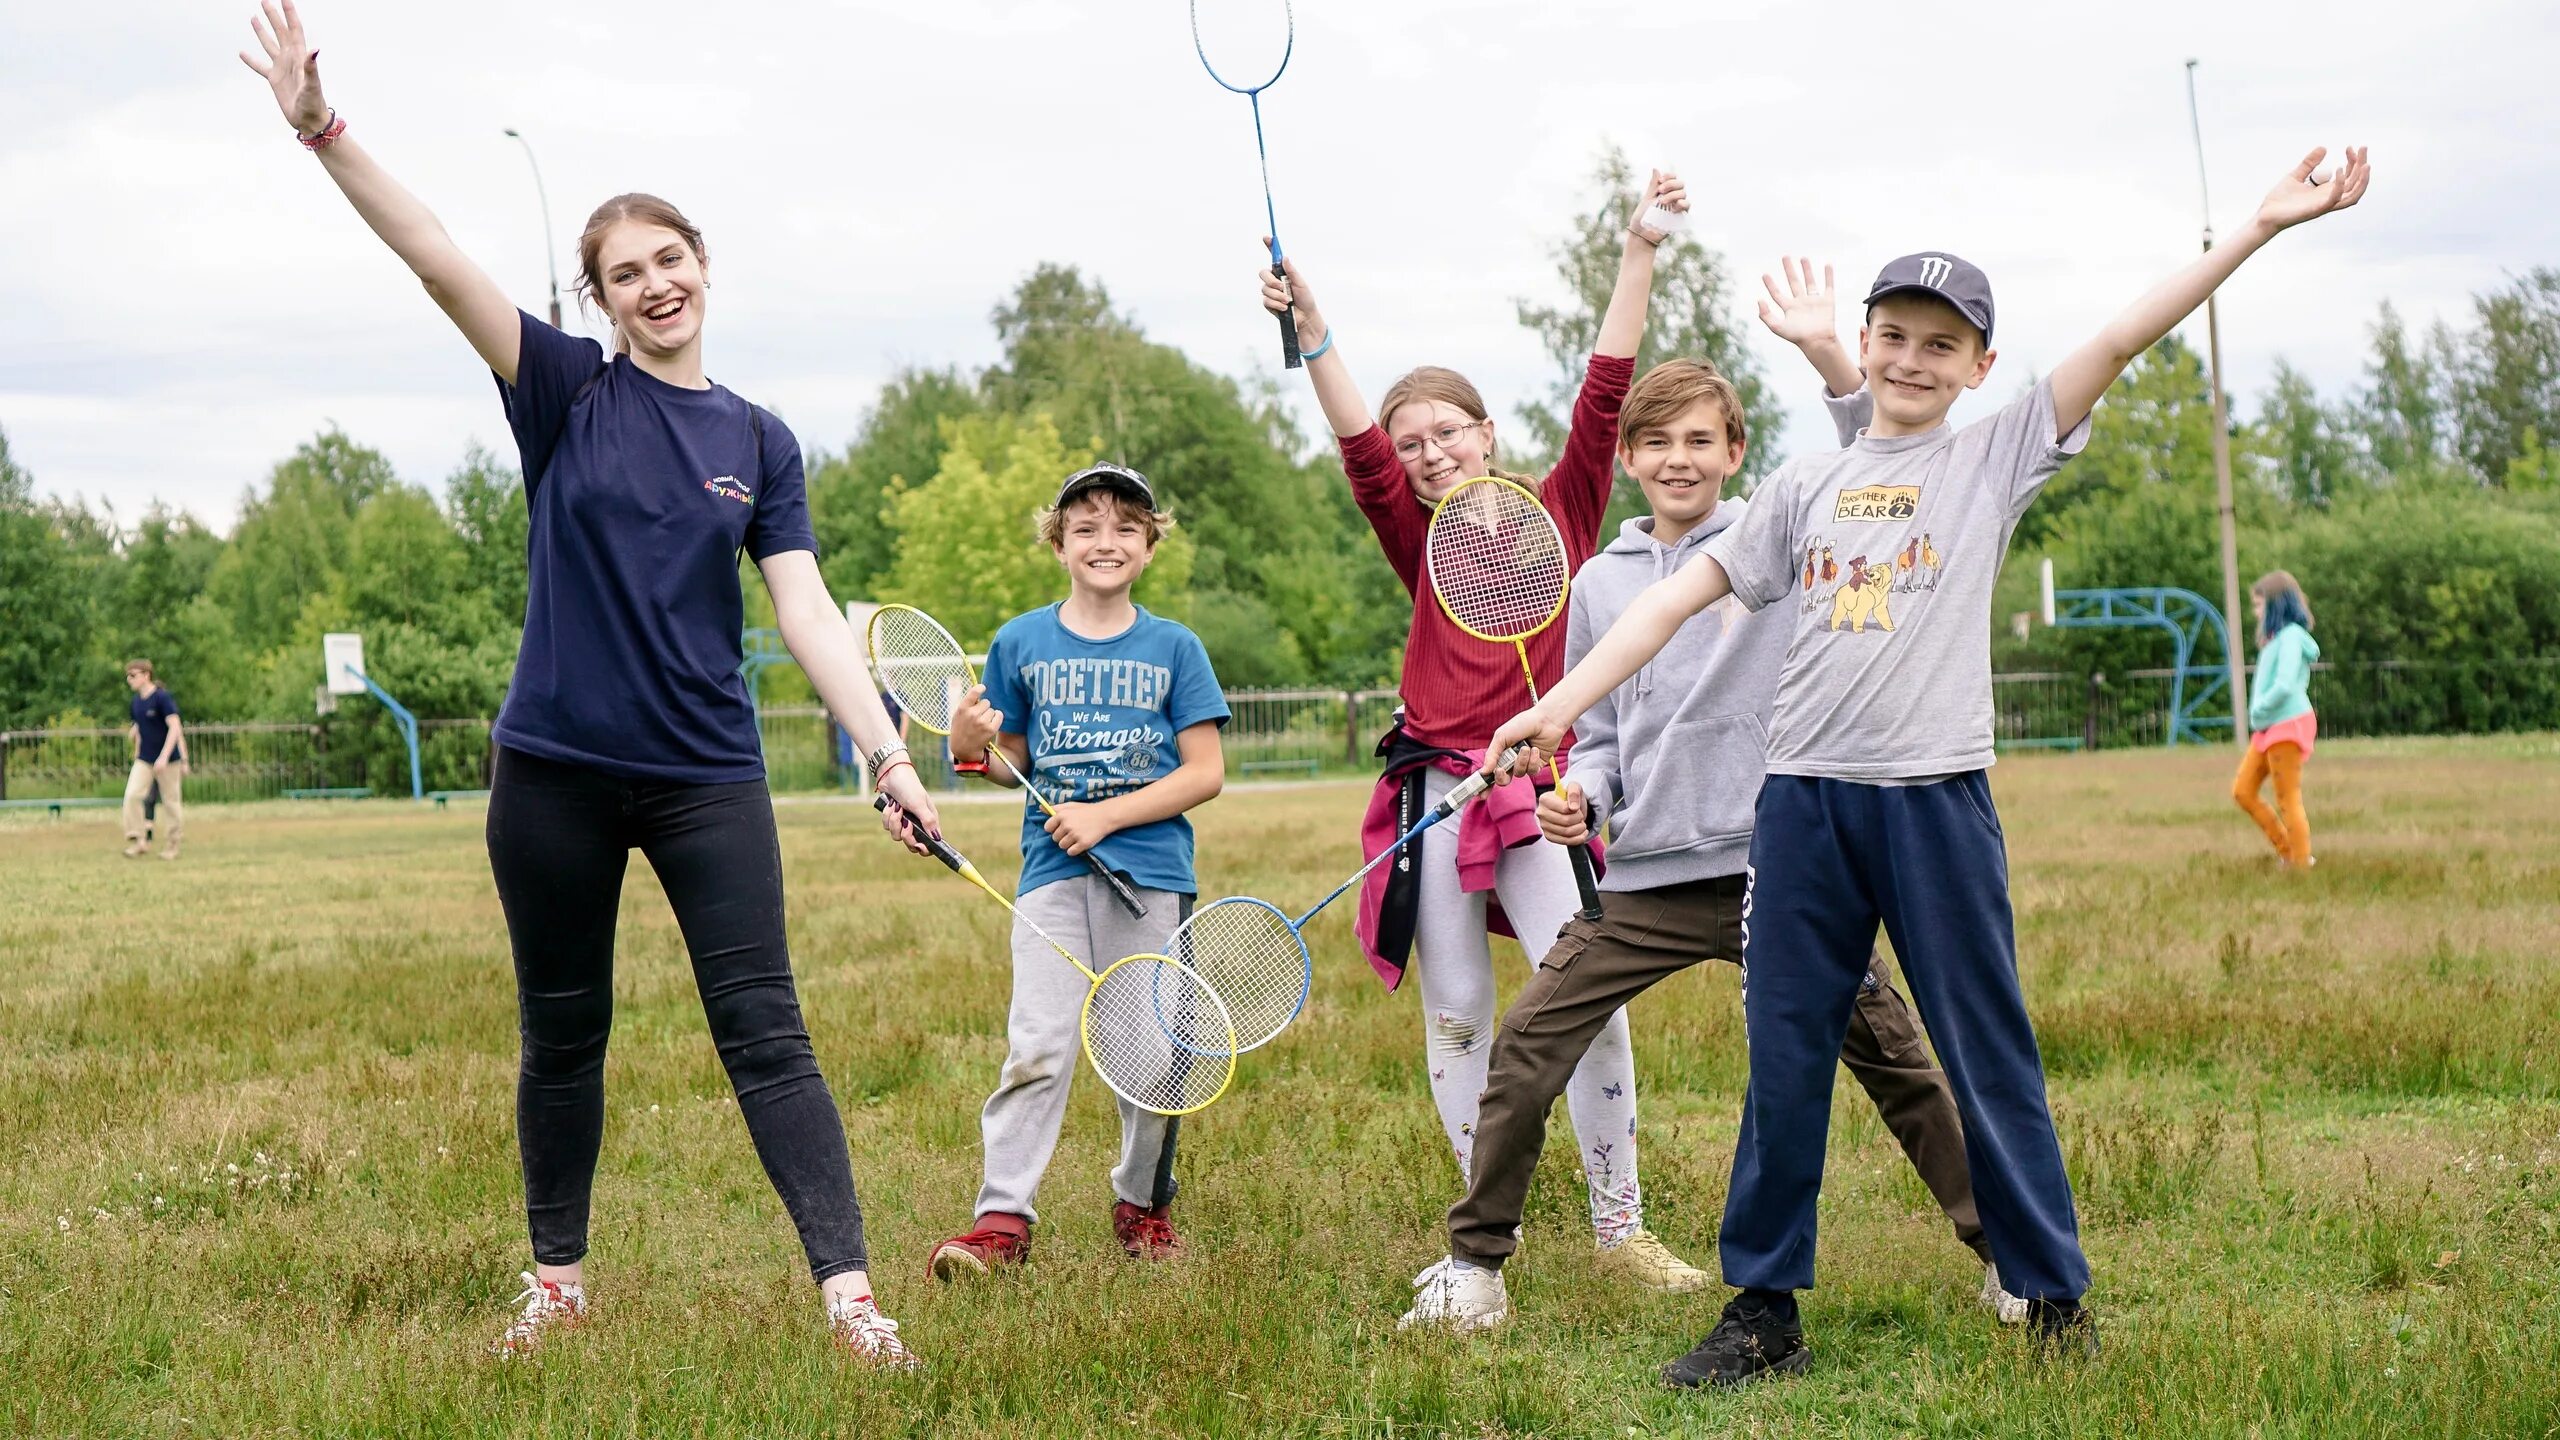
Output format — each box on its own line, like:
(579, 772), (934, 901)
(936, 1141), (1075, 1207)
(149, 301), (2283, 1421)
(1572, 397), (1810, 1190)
(1054, 461), (1159, 512)
(1865, 252), (1995, 346)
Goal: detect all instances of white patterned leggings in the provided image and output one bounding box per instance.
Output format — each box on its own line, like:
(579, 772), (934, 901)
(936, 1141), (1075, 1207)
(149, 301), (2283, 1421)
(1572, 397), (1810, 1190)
(1408, 768), (1643, 1245)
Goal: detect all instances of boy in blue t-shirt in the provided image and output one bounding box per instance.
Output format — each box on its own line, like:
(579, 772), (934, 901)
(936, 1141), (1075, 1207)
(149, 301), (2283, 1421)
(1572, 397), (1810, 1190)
(925, 462), (1230, 1278)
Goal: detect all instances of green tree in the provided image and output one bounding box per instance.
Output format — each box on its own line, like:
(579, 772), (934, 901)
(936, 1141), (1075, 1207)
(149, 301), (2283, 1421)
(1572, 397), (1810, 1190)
(109, 507), (249, 719)
(2447, 269), (2560, 485)
(0, 428), (98, 728)
(978, 265), (1385, 684)
(2251, 358), (2365, 507)
(444, 443), (528, 629)
(809, 367), (980, 604)
(877, 412), (1194, 648)
(209, 427), (399, 654)
(2023, 336), (2239, 549)
(1514, 143), (1779, 512)
(344, 485), (485, 642)
(2507, 427), (2560, 493)
(2353, 302), (2453, 483)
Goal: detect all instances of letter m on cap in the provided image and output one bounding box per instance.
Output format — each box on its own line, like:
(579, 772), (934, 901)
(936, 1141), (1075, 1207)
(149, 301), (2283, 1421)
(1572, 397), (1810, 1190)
(1918, 256), (1954, 288)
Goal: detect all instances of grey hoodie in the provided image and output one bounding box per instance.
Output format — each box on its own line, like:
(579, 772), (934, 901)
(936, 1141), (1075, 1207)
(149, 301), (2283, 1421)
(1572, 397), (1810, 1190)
(1562, 500), (1793, 890)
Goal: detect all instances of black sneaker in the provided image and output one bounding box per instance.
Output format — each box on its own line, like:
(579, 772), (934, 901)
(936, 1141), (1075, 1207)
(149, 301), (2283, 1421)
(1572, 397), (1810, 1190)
(2027, 1298), (2099, 1359)
(1661, 1293), (1811, 1389)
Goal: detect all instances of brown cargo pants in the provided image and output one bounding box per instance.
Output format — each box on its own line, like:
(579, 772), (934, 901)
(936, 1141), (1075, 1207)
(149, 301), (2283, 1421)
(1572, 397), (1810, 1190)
(1445, 871), (1988, 1271)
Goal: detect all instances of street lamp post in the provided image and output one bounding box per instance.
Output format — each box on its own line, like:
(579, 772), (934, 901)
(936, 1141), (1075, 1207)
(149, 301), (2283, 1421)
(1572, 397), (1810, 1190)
(502, 128), (563, 329)
(2185, 61), (2250, 745)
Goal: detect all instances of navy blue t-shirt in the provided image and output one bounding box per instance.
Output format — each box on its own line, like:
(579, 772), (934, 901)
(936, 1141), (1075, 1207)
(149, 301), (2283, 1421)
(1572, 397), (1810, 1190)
(980, 605), (1230, 897)
(491, 312), (816, 782)
(130, 688), (179, 762)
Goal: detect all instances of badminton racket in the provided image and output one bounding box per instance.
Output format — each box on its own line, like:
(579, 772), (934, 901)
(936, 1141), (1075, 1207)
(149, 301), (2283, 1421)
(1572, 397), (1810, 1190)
(1191, 0), (1302, 368)
(876, 796), (1236, 1115)
(1424, 476), (1603, 921)
(867, 602), (1149, 920)
(1166, 745), (1523, 1053)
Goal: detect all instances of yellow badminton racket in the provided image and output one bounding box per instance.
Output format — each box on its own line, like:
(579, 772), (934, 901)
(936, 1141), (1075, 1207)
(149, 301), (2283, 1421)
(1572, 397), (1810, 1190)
(1423, 475), (1602, 921)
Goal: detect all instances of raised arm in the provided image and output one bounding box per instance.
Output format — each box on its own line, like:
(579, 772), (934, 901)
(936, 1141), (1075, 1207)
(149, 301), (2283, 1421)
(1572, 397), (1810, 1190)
(239, 1), (523, 381)
(2050, 145), (2371, 434)
(1594, 170), (1686, 359)
(1758, 257), (1866, 398)
(1489, 551), (1736, 771)
(1260, 254), (1372, 439)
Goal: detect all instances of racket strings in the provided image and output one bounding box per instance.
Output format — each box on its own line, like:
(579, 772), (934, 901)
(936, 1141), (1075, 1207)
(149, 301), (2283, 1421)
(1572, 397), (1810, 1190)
(867, 608), (973, 732)
(1084, 958), (1238, 1115)
(1168, 901), (1309, 1054)
(1426, 483), (1569, 641)
(1192, 0), (1294, 256)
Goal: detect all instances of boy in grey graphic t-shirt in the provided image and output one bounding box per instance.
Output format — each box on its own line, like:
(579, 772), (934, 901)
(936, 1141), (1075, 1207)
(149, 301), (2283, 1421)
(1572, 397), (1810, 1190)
(1715, 376), (2084, 780)
(1491, 146), (2372, 1387)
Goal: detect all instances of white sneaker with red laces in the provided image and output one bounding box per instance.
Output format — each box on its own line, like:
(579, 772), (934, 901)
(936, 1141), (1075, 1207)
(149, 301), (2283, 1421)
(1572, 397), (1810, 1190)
(828, 1293), (921, 1370)
(491, 1271), (588, 1359)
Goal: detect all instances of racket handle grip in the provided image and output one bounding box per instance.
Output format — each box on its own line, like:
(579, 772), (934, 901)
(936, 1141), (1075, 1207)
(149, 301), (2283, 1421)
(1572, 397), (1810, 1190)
(1090, 854), (1150, 919)
(875, 793), (966, 875)
(1569, 844), (1603, 923)
(1273, 262), (1303, 370)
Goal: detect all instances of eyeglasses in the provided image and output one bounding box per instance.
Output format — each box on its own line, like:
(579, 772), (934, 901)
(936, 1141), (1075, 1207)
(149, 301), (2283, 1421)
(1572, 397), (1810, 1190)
(1393, 420), (1486, 462)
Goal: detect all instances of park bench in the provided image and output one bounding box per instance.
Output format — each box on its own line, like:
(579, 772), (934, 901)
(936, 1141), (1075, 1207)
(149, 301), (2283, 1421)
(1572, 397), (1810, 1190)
(1238, 759), (1322, 778)
(281, 787), (374, 800)
(0, 797), (119, 819)
(428, 789), (490, 810)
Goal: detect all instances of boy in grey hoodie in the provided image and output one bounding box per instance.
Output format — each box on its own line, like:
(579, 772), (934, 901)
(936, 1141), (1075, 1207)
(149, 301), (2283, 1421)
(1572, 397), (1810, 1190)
(1402, 355), (2012, 1333)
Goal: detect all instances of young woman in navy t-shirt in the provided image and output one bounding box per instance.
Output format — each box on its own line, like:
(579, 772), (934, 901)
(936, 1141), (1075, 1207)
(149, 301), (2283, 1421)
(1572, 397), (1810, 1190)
(244, 0), (935, 1366)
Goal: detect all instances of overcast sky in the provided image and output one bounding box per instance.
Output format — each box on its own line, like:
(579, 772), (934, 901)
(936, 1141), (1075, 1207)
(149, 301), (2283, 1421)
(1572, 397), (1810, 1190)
(6, 0), (2554, 532)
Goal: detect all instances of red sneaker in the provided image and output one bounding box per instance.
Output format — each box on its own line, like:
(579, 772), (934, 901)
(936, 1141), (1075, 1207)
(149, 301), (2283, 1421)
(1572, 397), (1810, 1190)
(927, 1212), (1030, 1280)
(1112, 1201), (1184, 1261)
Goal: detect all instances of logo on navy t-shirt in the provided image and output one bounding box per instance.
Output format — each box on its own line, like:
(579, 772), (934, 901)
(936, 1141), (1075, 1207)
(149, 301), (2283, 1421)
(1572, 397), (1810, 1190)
(703, 475), (754, 505)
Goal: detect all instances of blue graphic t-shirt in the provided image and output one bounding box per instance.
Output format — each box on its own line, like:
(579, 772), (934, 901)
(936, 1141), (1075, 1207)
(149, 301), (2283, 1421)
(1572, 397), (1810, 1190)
(490, 311), (816, 783)
(979, 604), (1230, 897)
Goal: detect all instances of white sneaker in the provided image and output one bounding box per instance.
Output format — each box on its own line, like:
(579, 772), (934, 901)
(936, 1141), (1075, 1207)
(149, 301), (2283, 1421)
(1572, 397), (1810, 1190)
(491, 1271), (588, 1358)
(1398, 1256), (1509, 1334)
(1981, 1263), (2029, 1326)
(827, 1292), (922, 1370)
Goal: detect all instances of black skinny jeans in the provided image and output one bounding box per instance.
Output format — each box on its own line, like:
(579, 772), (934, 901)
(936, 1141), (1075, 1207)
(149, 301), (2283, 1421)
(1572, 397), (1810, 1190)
(486, 746), (866, 1281)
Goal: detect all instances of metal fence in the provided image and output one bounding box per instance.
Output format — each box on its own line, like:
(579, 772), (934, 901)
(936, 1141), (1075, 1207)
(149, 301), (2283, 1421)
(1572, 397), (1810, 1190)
(6, 664), (2554, 805)
(1991, 658), (2560, 751)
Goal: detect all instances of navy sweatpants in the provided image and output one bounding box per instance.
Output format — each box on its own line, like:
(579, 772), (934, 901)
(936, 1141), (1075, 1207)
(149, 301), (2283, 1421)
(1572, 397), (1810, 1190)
(1720, 772), (2089, 1301)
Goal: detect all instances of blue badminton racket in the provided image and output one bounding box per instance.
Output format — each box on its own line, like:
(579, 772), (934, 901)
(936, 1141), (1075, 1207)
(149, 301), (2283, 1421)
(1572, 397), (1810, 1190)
(1192, 0), (1302, 368)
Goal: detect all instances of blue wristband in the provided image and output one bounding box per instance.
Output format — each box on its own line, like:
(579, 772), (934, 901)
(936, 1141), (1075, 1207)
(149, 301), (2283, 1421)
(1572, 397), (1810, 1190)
(1302, 329), (1334, 361)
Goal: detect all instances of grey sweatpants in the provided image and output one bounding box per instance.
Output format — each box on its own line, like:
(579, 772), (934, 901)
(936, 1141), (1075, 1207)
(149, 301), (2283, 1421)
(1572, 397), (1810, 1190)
(976, 874), (1189, 1222)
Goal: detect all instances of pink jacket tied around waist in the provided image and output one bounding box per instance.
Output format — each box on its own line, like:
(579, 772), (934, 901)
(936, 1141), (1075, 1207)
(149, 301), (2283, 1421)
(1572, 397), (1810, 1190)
(1351, 750), (1602, 990)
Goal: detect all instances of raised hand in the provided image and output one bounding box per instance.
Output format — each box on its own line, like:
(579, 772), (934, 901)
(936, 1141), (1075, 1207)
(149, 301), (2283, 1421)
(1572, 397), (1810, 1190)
(1259, 250), (1327, 341)
(1758, 257), (1840, 348)
(239, 0), (330, 135)
(1629, 169), (1689, 247)
(2254, 146), (2371, 233)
